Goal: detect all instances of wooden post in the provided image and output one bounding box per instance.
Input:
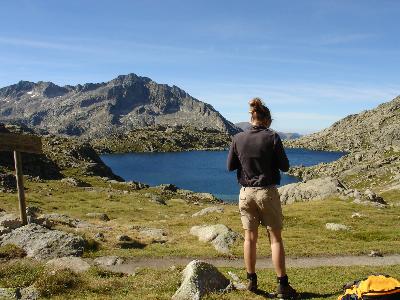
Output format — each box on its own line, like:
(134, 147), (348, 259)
(0, 131), (42, 225)
(14, 151), (28, 225)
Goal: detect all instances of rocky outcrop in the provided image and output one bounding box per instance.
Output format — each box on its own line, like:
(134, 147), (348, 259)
(90, 125), (232, 153)
(46, 257), (91, 273)
(284, 96), (400, 192)
(278, 177), (344, 204)
(0, 73), (240, 138)
(285, 96), (400, 152)
(192, 206), (224, 217)
(0, 223), (85, 259)
(0, 124), (122, 180)
(172, 260), (231, 300)
(190, 224), (240, 254)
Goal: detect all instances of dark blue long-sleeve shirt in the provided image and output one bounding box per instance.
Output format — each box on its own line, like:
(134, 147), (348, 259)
(227, 125), (289, 186)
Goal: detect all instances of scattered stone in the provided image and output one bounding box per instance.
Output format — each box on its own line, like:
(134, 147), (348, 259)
(353, 190), (362, 199)
(169, 265), (177, 272)
(94, 232), (105, 241)
(116, 235), (131, 242)
(364, 189), (387, 205)
(46, 256), (91, 273)
(0, 213), (22, 230)
(278, 177), (344, 204)
(150, 194), (167, 205)
(177, 190), (221, 203)
(351, 212), (365, 218)
(192, 206), (224, 217)
(37, 213), (91, 228)
(172, 260), (231, 300)
(20, 285), (40, 300)
(93, 256), (125, 266)
(190, 224), (240, 254)
(86, 212), (110, 221)
(0, 223), (85, 259)
(156, 183), (178, 192)
(0, 226), (11, 235)
(325, 223), (350, 231)
(368, 250), (383, 257)
(61, 177), (90, 187)
(353, 199), (387, 208)
(227, 271), (247, 290)
(0, 287), (20, 299)
(131, 226), (168, 243)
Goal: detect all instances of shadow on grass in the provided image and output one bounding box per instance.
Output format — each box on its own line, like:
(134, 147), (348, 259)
(117, 240), (147, 249)
(253, 290), (337, 299)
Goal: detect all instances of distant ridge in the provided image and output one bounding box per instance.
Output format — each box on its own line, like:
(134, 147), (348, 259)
(235, 122), (302, 140)
(0, 73), (240, 137)
(285, 96), (400, 151)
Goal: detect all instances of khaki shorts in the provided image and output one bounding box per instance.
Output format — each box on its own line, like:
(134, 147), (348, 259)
(239, 186), (283, 230)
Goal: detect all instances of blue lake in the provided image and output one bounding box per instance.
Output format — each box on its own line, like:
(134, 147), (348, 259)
(101, 149), (344, 202)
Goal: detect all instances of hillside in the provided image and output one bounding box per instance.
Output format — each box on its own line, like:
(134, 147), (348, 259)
(285, 96), (400, 151)
(0, 74), (240, 138)
(284, 96), (400, 192)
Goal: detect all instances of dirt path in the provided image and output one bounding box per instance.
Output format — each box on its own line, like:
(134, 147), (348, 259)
(102, 254), (400, 274)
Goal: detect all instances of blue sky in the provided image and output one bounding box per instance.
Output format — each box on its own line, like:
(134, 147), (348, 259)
(0, 0), (399, 133)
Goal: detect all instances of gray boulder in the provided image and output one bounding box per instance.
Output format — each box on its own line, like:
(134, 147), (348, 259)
(190, 224), (240, 254)
(172, 260), (231, 300)
(325, 223), (350, 231)
(192, 206), (224, 217)
(0, 223), (85, 259)
(61, 177), (90, 187)
(46, 257), (91, 273)
(278, 177), (343, 204)
(37, 213), (91, 228)
(131, 226), (168, 243)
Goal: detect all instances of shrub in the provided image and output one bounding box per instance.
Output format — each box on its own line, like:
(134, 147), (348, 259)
(35, 269), (81, 297)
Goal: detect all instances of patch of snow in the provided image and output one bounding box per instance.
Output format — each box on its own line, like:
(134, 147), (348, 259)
(27, 91), (33, 95)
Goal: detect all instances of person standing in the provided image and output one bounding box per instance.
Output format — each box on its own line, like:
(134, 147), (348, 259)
(227, 98), (297, 299)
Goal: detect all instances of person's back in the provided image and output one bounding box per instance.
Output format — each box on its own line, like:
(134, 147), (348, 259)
(229, 126), (289, 187)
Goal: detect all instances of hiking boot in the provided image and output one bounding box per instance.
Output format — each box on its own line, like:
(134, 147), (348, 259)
(246, 273), (257, 292)
(276, 283), (298, 299)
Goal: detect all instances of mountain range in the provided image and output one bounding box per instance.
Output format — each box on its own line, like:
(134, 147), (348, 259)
(235, 122), (302, 140)
(0, 73), (240, 138)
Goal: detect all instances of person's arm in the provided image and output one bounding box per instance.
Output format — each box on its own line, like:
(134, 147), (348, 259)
(273, 133), (289, 172)
(227, 139), (240, 171)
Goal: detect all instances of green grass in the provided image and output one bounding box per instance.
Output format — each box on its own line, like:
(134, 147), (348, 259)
(1, 176), (399, 259)
(1, 260), (399, 299)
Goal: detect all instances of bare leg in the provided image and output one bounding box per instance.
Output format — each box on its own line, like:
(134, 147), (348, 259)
(268, 228), (286, 277)
(243, 228), (258, 273)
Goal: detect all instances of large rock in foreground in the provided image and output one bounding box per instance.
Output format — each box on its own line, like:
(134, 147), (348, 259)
(190, 224), (240, 254)
(278, 177), (343, 204)
(0, 224), (85, 259)
(172, 260), (231, 300)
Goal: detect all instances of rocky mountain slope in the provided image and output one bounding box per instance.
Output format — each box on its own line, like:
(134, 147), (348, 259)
(0, 74), (240, 138)
(284, 96), (400, 193)
(235, 122), (301, 140)
(285, 96), (400, 151)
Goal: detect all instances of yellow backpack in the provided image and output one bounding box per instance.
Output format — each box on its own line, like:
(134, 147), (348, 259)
(338, 275), (400, 300)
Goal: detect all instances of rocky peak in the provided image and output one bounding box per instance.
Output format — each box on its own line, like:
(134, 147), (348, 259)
(0, 73), (241, 137)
